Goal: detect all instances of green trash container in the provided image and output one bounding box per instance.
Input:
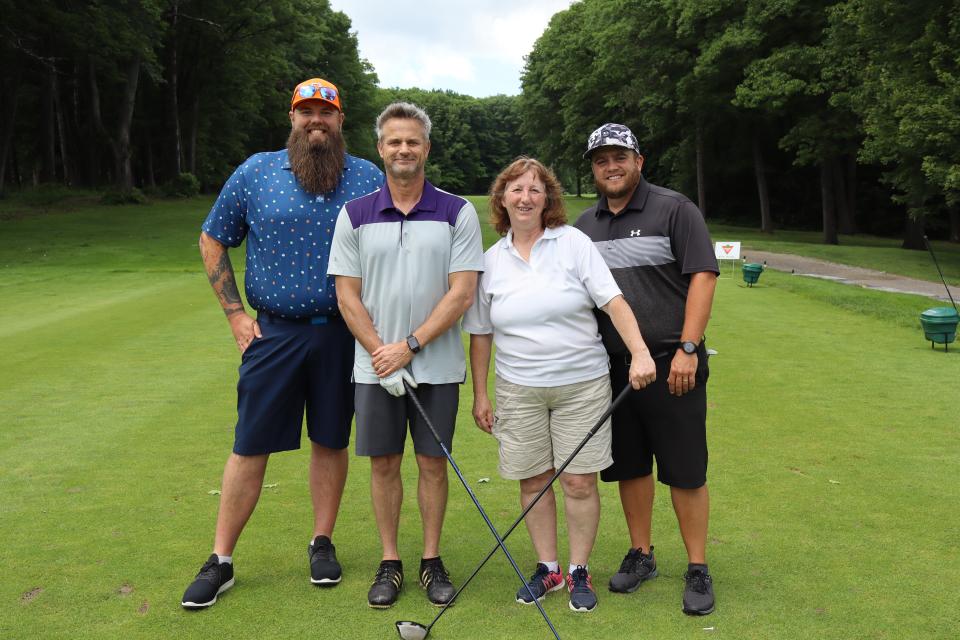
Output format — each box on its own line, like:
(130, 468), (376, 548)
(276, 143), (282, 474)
(919, 306), (959, 350)
(742, 263), (764, 287)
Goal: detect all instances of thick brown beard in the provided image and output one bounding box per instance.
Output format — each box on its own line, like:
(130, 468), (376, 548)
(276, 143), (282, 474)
(287, 127), (346, 194)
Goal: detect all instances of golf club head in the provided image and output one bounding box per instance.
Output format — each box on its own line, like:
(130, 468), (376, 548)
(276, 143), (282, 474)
(396, 621), (429, 640)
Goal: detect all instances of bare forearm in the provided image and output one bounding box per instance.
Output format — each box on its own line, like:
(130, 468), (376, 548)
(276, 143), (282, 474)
(681, 272), (718, 343)
(335, 277), (383, 355)
(199, 232), (245, 317)
(410, 271), (478, 346)
(469, 334), (493, 397)
(603, 295), (649, 358)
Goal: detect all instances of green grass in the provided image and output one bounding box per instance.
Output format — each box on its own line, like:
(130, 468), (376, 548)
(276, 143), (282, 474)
(3, 197), (960, 638)
(708, 223), (960, 286)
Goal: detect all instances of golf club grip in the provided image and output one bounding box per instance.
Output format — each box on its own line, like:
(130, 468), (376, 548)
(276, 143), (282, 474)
(423, 382), (632, 629)
(403, 381), (562, 640)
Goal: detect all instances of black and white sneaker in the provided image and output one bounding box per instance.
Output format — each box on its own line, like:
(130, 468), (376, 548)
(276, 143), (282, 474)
(419, 557), (455, 606)
(181, 554), (234, 609)
(682, 565), (715, 615)
(368, 560), (403, 608)
(309, 535), (342, 585)
(609, 546), (658, 593)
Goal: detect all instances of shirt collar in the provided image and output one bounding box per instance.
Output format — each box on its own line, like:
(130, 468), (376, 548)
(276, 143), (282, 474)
(505, 224), (565, 250)
(375, 179), (438, 214)
(596, 176), (650, 217)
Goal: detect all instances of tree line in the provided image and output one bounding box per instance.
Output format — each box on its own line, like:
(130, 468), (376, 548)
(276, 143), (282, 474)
(520, 0), (960, 247)
(0, 0), (524, 201)
(3, 0), (958, 247)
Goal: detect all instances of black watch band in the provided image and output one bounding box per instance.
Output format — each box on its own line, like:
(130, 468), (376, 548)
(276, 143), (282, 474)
(681, 341), (698, 355)
(406, 334), (421, 354)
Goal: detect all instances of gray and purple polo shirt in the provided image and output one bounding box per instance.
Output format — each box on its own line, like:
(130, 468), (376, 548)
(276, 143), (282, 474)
(327, 180), (484, 384)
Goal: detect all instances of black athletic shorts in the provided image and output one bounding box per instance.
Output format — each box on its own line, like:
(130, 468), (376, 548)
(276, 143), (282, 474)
(233, 313), (354, 455)
(601, 347), (709, 488)
(354, 383), (459, 458)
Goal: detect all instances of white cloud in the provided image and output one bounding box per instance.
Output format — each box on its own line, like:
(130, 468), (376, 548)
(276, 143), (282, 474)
(328, 0), (573, 97)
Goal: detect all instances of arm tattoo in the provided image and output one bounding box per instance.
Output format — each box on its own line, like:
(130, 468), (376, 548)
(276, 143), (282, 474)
(202, 240), (244, 315)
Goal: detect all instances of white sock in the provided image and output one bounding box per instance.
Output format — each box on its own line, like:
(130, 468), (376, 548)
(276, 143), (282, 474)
(569, 563), (587, 575)
(540, 560), (559, 573)
(216, 554), (232, 565)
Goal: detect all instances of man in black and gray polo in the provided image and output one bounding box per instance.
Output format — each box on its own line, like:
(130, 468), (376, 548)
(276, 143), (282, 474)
(574, 123), (719, 616)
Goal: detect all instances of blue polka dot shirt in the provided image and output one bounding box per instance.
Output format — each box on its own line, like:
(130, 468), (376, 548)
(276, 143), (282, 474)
(202, 150), (384, 318)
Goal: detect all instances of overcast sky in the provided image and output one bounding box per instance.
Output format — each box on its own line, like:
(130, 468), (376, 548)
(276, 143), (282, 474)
(327, 0), (575, 97)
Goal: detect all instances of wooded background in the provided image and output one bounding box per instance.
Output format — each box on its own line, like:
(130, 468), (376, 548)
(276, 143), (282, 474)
(2, 0), (958, 247)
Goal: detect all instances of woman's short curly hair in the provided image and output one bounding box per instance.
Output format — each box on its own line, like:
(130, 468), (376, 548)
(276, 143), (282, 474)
(488, 157), (566, 236)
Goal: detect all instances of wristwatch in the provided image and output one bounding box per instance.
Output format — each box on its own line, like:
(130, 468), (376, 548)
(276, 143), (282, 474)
(680, 341), (698, 355)
(406, 334), (422, 354)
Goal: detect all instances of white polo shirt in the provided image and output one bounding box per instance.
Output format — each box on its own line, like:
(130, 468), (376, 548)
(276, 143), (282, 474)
(463, 224), (622, 387)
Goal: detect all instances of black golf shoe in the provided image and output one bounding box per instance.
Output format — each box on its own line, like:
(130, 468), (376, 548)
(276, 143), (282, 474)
(516, 563), (564, 604)
(682, 565), (715, 615)
(181, 554), (234, 609)
(566, 565), (597, 612)
(419, 556), (455, 606)
(309, 535), (342, 585)
(609, 546), (658, 593)
(368, 560), (403, 608)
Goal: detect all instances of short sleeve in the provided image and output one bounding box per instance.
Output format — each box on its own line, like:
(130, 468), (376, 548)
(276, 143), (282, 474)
(202, 164), (250, 247)
(449, 202), (485, 273)
(673, 200), (720, 275)
(462, 269), (493, 335)
(326, 207), (362, 277)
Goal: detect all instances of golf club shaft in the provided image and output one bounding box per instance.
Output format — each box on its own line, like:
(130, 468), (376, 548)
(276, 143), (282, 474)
(423, 382), (633, 633)
(404, 382), (562, 640)
(924, 235), (959, 309)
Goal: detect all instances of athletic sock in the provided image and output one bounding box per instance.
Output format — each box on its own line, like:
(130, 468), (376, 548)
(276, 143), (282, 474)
(216, 554), (232, 565)
(540, 560), (559, 573)
(569, 563), (588, 575)
(687, 562), (708, 573)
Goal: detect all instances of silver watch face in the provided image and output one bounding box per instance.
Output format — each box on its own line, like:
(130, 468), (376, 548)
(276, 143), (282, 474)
(682, 342), (697, 354)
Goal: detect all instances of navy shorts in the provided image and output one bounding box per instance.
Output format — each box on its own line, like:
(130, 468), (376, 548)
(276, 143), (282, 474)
(601, 348), (710, 489)
(233, 313), (354, 456)
(354, 383), (459, 458)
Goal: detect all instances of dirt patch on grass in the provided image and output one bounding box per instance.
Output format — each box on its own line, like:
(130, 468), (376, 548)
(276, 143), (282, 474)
(118, 583), (134, 596)
(21, 587), (43, 602)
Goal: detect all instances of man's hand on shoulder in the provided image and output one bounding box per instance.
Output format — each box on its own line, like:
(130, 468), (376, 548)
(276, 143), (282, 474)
(228, 311), (261, 353)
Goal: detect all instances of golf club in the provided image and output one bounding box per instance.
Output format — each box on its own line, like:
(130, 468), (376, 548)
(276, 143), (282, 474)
(923, 235), (959, 310)
(397, 382), (633, 640)
(396, 382), (561, 640)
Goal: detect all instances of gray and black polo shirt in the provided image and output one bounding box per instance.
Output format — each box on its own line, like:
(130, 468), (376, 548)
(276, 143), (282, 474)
(574, 178), (718, 359)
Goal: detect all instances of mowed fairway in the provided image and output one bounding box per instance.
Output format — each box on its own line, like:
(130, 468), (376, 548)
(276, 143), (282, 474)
(2, 196), (959, 639)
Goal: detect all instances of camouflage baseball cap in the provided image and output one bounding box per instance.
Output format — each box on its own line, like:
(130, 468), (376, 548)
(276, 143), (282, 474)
(583, 123), (640, 158)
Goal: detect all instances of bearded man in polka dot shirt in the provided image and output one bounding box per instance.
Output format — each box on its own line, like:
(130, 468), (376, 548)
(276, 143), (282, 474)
(181, 78), (383, 610)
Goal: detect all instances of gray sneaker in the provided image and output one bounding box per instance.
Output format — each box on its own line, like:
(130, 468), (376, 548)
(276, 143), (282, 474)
(682, 565), (715, 615)
(609, 547), (657, 593)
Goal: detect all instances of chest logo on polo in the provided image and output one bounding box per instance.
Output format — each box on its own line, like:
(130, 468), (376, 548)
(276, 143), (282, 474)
(629, 229), (643, 237)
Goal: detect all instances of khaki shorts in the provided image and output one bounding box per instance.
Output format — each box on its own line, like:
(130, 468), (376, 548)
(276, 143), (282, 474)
(493, 374), (613, 480)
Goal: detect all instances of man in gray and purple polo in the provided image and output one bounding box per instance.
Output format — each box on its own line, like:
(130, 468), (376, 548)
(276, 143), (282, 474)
(328, 102), (483, 609)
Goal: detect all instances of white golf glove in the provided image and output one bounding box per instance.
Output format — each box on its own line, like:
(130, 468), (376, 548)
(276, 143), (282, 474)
(379, 368), (417, 397)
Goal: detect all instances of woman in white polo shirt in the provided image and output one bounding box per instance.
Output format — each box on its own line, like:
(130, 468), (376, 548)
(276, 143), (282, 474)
(463, 157), (655, 613)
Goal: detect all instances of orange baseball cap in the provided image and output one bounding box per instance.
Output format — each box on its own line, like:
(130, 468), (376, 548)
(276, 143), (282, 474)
(290, 78), (341, 112)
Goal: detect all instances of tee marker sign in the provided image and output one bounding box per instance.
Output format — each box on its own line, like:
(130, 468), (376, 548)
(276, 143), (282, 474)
(714, 241), (741, 279)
